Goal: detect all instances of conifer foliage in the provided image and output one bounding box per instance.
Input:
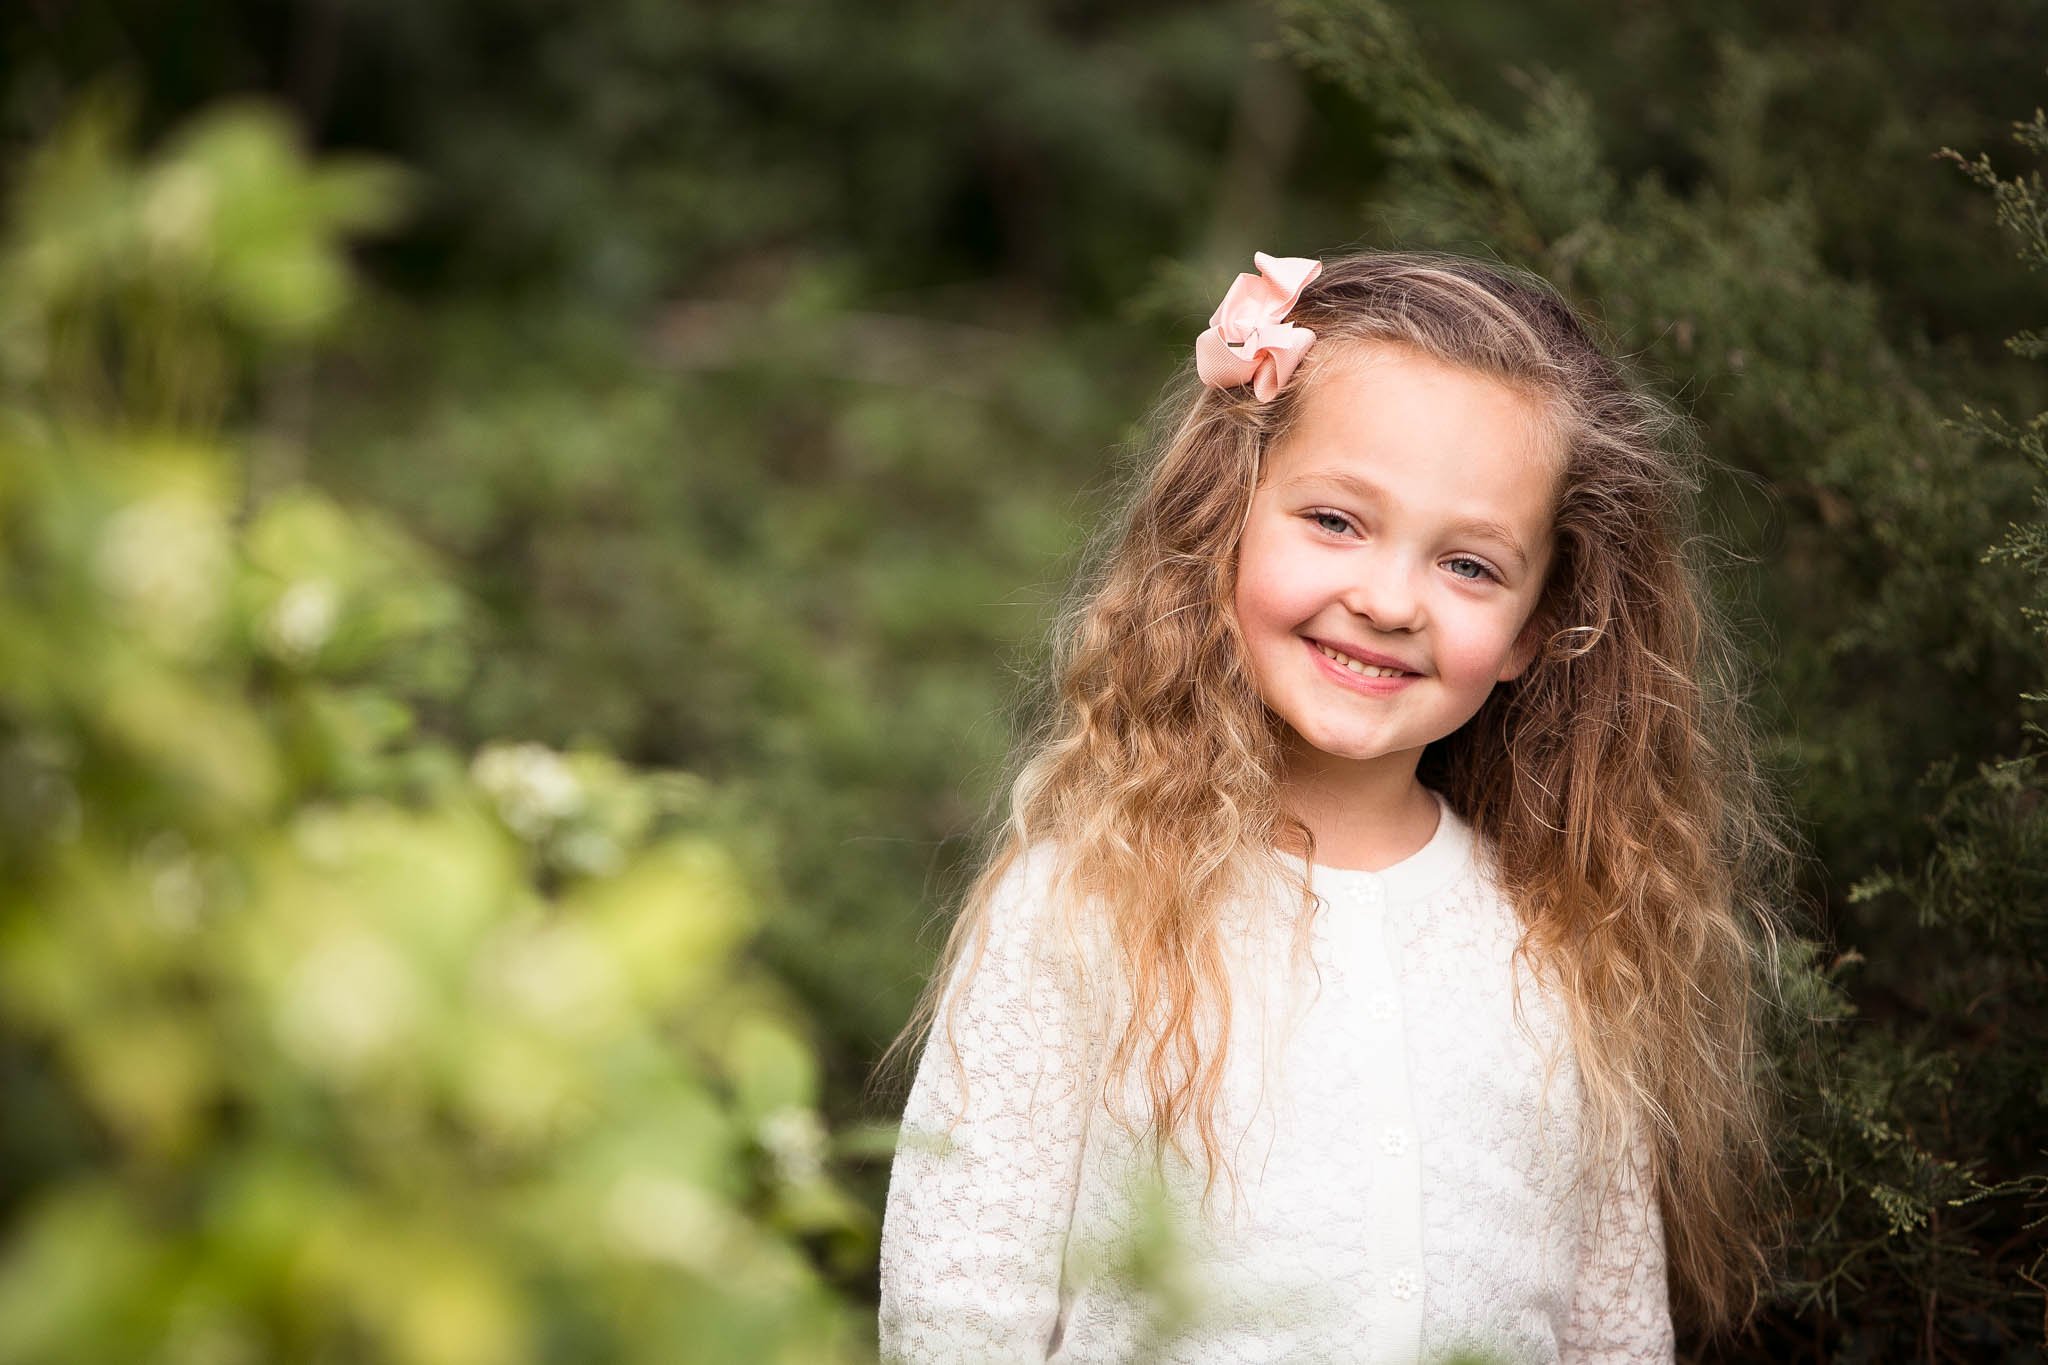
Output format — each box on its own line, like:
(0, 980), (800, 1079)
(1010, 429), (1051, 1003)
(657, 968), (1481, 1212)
(1280, 3), (2047, 1356)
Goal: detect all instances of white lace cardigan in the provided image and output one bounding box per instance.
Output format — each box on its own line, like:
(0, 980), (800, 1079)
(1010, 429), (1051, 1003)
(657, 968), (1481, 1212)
(877, 791), (1675, 1363)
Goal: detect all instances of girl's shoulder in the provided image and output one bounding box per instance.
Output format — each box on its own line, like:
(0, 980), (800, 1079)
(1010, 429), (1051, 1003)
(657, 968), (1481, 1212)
(985, 839), (1079, 922)
(976, 839), (1114, 970)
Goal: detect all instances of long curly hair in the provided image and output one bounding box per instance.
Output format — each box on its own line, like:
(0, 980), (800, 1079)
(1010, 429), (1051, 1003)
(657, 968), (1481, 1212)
(874, 248), (1805, 1339)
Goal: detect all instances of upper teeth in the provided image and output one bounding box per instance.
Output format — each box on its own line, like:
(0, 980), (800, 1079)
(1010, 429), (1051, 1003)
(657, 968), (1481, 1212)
(1318, 643), (1407, 678)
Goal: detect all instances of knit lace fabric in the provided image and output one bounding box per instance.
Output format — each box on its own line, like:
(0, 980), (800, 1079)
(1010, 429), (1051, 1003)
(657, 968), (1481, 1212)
(879, 794), (1674, 1363)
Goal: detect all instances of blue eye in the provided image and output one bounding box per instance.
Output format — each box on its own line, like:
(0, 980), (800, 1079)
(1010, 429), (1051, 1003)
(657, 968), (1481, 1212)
(1309, 510), (1354, 536)
(1446, 557), (1498, 582)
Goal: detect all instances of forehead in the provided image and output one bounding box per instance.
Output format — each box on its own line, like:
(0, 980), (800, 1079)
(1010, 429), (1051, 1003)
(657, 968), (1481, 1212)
(1263, 342), (1562, 531)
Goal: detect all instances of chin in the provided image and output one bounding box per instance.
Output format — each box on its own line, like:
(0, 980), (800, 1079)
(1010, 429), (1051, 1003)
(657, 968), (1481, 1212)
(1290, 729), (1393, 763)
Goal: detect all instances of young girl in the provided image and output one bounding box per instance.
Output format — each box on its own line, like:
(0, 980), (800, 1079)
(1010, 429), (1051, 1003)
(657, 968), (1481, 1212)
(874, 250), (1799, 1363)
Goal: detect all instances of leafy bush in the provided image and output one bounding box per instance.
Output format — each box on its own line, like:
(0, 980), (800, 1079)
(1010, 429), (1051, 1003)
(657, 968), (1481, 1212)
(0, 97), (872, 1364)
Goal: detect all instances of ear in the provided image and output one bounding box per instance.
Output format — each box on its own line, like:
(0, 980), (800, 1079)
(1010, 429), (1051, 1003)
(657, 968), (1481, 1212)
(1498, 613), (1545, 683)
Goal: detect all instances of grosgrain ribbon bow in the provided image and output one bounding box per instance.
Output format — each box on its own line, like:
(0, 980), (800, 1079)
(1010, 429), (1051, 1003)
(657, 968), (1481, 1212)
(1194, 252), (1323, 400)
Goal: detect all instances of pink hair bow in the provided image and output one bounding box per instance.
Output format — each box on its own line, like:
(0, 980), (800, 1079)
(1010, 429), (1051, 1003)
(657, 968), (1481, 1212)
(1194, 251), (1323, 400)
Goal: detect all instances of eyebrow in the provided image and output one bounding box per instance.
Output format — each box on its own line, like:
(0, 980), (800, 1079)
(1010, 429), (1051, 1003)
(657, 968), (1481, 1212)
(1280, 469), (1533, 570)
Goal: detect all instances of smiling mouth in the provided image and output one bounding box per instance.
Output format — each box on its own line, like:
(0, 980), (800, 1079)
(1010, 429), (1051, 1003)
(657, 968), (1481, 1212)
(1311, 639), (1418, 679)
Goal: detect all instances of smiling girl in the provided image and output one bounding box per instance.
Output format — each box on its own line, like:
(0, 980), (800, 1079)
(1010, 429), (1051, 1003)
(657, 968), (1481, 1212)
(875, 250), (1802, 1363)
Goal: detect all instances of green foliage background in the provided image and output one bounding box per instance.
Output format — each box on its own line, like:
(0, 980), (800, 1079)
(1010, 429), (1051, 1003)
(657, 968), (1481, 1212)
(2, 1), (2045, 1360)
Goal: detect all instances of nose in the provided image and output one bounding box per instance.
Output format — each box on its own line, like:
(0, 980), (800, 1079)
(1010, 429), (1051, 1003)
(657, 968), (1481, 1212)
(1341, 555), (1425, 633)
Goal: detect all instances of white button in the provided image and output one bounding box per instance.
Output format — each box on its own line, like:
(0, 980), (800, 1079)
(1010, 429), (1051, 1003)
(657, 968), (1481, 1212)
(1366, 992), (1397, 1022)
(1388, 1269), (1419, 1301)
(1379, 1125), (1410, 1156)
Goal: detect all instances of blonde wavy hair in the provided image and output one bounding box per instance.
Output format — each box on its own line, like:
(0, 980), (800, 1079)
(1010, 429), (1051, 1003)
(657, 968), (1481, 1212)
(875, 249), (1804, 1339)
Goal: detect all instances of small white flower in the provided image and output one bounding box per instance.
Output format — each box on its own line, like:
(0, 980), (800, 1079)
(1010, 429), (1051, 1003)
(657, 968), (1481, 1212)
(1388, 1269), (1419, 1301)
(262, 578), (340, 663)
(471, 742), (583, 838)
(1379, 1125), (1410, 1157)
(758, 1105), (828, 1185)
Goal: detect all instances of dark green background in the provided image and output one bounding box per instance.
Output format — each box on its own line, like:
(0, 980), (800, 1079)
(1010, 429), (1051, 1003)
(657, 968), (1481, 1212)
(3, 2), (2045, 1359)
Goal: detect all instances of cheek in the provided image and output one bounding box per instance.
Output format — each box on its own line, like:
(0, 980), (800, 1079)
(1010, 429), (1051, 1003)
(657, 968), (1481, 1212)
(1434, 603), (1533, 680)
(1233, 532), (1315, 629)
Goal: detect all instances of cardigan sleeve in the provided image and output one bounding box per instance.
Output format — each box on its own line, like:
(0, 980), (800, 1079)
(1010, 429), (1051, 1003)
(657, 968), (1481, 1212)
(1558, 1123), (1676, 1363)
(878, 846), (1101, 1364)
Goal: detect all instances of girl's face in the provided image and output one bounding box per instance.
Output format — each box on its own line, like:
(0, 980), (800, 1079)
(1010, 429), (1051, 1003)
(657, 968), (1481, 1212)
(1232, 341), (1559, 792)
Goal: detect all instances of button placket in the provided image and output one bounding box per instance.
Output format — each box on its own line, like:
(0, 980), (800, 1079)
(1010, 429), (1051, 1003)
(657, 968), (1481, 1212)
(1347, 872), (1426, 1353)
